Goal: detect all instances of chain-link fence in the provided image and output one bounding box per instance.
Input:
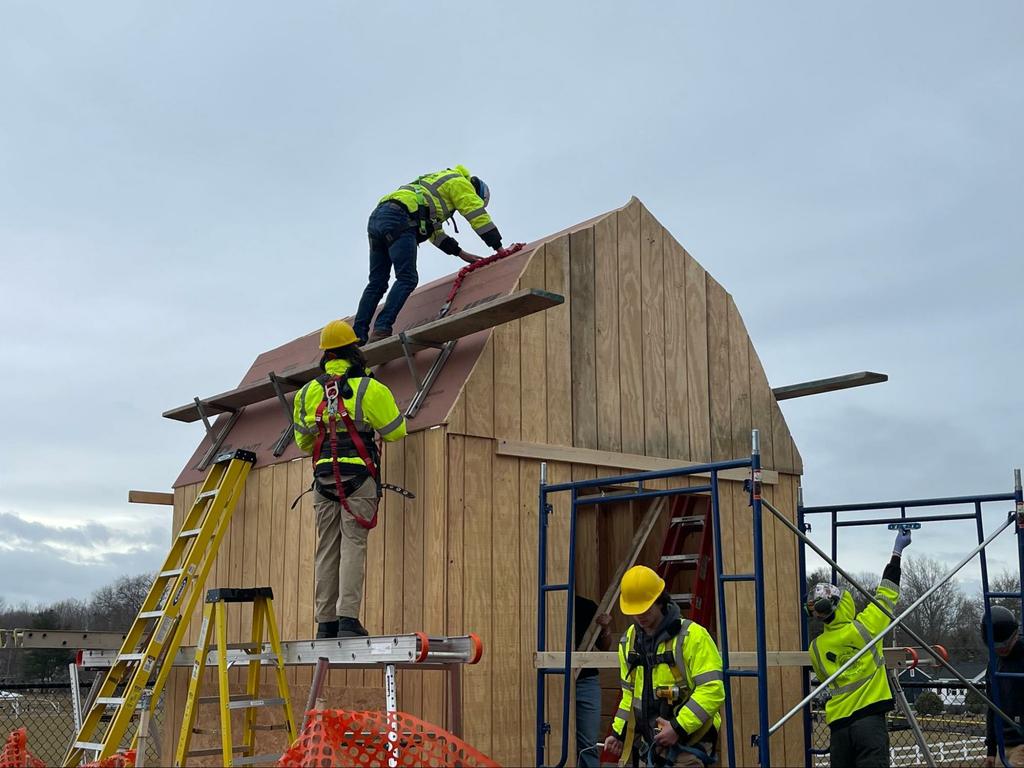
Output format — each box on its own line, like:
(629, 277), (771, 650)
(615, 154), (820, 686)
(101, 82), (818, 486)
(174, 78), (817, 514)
(0, 682), (165, 766)
(811, 682), (990, 767)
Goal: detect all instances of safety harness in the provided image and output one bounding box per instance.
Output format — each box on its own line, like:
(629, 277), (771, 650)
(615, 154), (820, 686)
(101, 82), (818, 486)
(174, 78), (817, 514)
(310, 375), (381, 530)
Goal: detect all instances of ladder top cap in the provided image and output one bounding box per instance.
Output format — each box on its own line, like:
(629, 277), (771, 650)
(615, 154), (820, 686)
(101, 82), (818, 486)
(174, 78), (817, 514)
(206, 586), (274, 603)
(214, 449), (257, 465)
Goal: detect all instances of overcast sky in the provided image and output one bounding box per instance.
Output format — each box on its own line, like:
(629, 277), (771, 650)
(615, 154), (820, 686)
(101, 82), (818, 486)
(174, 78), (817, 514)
(2, 2), (1022, 610)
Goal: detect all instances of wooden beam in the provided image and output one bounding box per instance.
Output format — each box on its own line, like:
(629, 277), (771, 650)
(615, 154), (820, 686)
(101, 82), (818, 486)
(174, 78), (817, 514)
(772, 371), (888, 401)
(495, 439), (779, 484)
(536, 647), (937, 670)
(127, 490), (174, 506)
(163, 289), (565, 423)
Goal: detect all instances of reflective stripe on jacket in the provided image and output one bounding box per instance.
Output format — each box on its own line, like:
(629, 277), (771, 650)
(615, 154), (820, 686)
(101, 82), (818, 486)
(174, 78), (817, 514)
(807, 579), (899, 725)
(381, 164), (497, 246)
(611, 615), (725, 748)
(292, 359), (407, 470)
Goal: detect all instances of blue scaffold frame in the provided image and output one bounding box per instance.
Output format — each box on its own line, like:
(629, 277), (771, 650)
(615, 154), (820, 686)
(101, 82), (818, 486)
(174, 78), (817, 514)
(535, 429), (773, 768)
(797, 472), (1024, 768)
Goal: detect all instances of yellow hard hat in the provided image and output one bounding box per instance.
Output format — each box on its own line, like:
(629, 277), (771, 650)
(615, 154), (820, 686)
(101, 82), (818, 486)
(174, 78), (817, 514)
(619, 565), (666, 615)
(319, 319), (358, 350)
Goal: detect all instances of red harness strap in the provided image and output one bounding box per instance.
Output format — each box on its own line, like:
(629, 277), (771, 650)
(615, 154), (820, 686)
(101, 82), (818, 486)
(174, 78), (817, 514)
(312, 377), (380, 530)
(438, 242), (525, 317)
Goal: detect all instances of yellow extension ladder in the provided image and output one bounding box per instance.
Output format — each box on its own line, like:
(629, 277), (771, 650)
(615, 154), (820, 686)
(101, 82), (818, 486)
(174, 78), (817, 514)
(174, 587), (295, 767)
(63, 449), (257, 767)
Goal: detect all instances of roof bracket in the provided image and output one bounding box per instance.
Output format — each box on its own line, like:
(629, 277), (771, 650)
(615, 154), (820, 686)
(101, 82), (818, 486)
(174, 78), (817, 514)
(268, 372), (297, 457)
(405, 340), (457, 419)
(195, 398), (242, 471)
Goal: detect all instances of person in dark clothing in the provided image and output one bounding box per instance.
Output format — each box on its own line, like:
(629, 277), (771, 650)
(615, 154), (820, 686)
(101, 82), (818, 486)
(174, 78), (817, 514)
(805, 528), (912, 768)
(575, 595), (612, 767)
(982, 605), (1024, 767)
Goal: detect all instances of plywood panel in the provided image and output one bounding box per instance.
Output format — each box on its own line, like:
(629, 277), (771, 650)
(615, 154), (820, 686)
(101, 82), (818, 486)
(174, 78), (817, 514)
(422, 427), (447, 726)
(685, 251), (711, 462)
(519, 458), (541, 767)
(401, 431), (425, 715)
(463, 436), (493, 756)
(593, 213), (621, 453)
(665, 236), (690, 462)
(617, 201), (644, 455)
(519, 247), (548, 445)
(570, 227), (598, 450)
(640, 206), (667, 458)
(465, 335), (494, 438)
(492, 454), (521, 767)
(493, 315), (521, 441)
(546, 236), (572, 447)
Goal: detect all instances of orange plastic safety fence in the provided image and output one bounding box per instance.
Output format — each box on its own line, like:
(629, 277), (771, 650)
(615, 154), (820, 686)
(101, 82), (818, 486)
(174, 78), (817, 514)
(0, 729), (44, 768)
(278, 710), (500, 768)
(81, 749), (136, 767)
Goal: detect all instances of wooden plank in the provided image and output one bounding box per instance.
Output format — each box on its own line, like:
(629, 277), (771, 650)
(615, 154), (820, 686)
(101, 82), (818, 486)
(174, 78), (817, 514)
(127, 490), (173, 505)
(573, 464), (600, 620)
(164, 290), (565, 423)
(492, 454), (521, 767)
(640, 206), (667, 458)
(593, 213), (621, 453)
(617, 200), (644, 454)
(463, 436), (493, 756)
(545, 236), (572, 447)
(493, 311), (522, 440)
(778, 474), (807, 765)
(230, 467), (255, 643)
(664, 236), (690, 462)
(495, 439), (778, 484)
(421, 428), (447, 726)
(401, 431), (425, 715)
(283, 459), (303, 685)
(706, 276), (731, 462)
(773, 371), (888, 401)
(570, 227), (598, 450)
(519, 246), (548, 445)
(465, 335), (494, 438)
(727, 298), (753, 461)
(518, 458), (540, 767)
(748, 340), (775, 473)
(382, 439), (406, 638)
(446, 434), (466, 640)
(685, 251), (711, 462)
(296, 460), (316, 642)
(543, 461), (572, 766)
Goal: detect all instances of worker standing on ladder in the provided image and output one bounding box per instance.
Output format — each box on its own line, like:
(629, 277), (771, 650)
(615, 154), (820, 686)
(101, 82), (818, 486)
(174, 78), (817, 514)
(805, 528), (912, 768)
(981, 605), (1024, 767)
(292, 320), (407, 638)
(353, 165), (505, 344)
(603, 565), (725, 767)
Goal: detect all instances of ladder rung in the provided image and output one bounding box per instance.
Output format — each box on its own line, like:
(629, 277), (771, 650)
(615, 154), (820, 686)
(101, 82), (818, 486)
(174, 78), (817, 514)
(197, 489), (219, 500)
(178, 528), (202, 538)
(671, 515), (705, 526)
(159, 568), (183, 578)
(138, 610), (163, 619)
(224, 641), (264, 650)
(661, 554), (699, 565)
(187, 747), (247, 757)
(94, 697), (126, 706)
(233, 652), (279, 662)
(233, 754), (284, 766)
(251, 723), (290, 732)
(118, 653), (146, 661)
(670, 593), (694, 604)
(229, 697), (285, 710)
(75, 742), (106, 751)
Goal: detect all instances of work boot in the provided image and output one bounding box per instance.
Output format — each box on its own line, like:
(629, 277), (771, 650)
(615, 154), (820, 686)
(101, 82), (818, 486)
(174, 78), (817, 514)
(337, 616), (369, 638)
(316, 620), (339, 639)
(366, 328), (391, 344)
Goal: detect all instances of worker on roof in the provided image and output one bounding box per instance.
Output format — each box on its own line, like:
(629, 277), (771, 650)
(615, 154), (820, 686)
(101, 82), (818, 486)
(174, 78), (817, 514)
(981, 605), (1024, 767)
(805, 528), (912, 768)
(353, 165), (505, 345)
(603, 565), (724, 767)
(292, 319), (407, 639)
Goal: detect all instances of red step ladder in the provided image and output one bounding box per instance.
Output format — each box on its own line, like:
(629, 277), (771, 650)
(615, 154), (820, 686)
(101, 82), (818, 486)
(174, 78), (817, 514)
(654, 495), (716, 630)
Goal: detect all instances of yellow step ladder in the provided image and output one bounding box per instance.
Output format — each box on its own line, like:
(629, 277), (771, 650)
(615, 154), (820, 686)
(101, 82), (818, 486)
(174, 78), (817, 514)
(175, 587), (296, 767)
(63, 449), (257, 767)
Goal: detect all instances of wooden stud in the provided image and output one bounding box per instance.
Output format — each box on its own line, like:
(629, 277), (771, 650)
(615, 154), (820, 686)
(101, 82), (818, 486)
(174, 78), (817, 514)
(519, 458), (541, 767)
(617, 200), (644, 455)
(492, 454), (521, 767)
(593, 213), (621, 453)
(685, 251), (711, 462)
(570, 227), (598, 450)
(465, 335), (495, 439)
(401, 431), (425, 715)
(422, 427), (448, 725)
(664, 235), (691, 462)
(706, 275), (731, 463)
(546, 236), (573, 447)
(519, 246), (548, 446)
(640, 205), (667, 458)
(493, 315), (522, 441)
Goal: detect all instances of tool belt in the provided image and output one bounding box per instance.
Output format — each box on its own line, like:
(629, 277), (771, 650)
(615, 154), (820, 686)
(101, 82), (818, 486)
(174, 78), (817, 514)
(313, 475), (372, 502)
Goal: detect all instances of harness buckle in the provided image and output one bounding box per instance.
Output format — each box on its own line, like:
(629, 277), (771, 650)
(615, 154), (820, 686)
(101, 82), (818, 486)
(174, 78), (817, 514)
(324, 379), (340, 417)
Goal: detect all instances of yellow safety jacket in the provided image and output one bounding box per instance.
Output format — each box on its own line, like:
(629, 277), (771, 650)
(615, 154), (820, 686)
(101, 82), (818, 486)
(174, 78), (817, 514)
(380, 165), (500, 253)
(291, 359), (407, 472)
(808, 579), (899, 726)
(612, 608), (725, 756)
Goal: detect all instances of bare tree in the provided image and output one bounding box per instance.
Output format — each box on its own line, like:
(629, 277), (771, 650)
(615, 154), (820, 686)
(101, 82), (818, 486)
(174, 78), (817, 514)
(898, 555), (975, 652)
(987, 569), (1022, 620)
(88, 574), (154, 630)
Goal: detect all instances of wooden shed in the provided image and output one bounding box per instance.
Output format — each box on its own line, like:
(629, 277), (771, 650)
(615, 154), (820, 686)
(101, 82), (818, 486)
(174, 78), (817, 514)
(163, 197), (806, 767)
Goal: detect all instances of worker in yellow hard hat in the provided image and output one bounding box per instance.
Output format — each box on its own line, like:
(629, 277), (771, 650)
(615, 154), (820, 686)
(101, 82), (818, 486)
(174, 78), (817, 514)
(292, 319), (407, 639)
(604, 565), (725, 767)
(353, 165), (506, 345)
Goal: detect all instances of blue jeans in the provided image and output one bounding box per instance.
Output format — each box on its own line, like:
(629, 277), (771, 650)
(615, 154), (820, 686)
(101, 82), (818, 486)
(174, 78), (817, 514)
(576, 674), (602, 768)
(353, 202), (419, 341)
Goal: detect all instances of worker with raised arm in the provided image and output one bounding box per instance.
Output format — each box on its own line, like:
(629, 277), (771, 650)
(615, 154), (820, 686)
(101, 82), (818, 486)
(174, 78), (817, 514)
(805, 528), (912, 768)
(353, 165), (505, 345)
(292, 319), (407, 639)
(603, 566), (724, 768)
(981, 605), (1024, 767)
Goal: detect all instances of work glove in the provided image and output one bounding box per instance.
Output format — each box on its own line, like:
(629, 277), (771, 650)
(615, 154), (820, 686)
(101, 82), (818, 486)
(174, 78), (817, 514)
(893, 528), (913, 556)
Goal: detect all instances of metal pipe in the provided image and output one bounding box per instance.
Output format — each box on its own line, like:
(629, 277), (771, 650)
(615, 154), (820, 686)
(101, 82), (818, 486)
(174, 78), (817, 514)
(536, 470), (549, 767)
(555, 490), (581, 768)
(767, 503), (1017, 736)
(750, 430), (771, 767)
(541, 458), (751, 493)
(796, 489), (813, 768)
(710, 470), (738, 768)
(571, 485), (713, 507)
(801, 492), (1015, 514)
(833, 512), (978, 528)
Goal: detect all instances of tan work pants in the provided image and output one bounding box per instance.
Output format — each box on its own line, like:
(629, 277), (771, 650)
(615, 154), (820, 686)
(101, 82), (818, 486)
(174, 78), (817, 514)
(313, 475), (378, 622)
(1003, 744), (1024, 767)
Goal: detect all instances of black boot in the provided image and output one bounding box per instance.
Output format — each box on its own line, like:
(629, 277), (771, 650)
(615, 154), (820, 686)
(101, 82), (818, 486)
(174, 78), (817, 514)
(337, 616), (369, 638)
(316, 620), (339, 639)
